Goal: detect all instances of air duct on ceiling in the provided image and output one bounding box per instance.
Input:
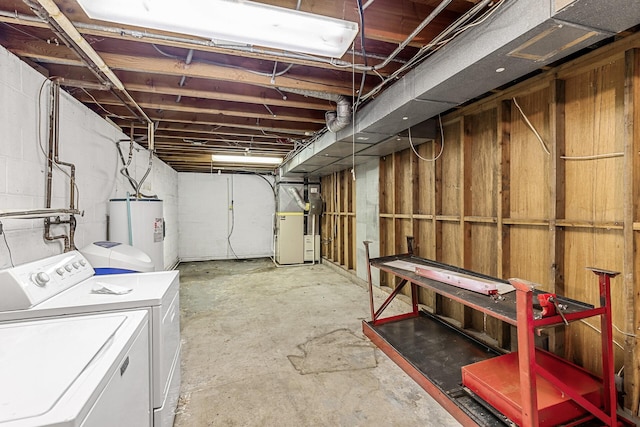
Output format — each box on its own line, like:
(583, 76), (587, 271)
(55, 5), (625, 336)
(326, 95), (352, 133)
(281, 0), (640, 177)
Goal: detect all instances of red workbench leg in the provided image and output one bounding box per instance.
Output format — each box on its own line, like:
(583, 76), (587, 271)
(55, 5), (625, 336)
(511, 279), (540, 427)
(591, 269), (619, 427)
(364, 240), (375, 322)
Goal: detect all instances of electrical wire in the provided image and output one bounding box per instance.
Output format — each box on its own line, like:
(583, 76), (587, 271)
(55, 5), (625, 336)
(560, 152), (624, 161)
(152, 43), (295, 79)
(578, 319), (628, 351)
(512, 96), (551, 155)
(353, 0), (368, 112)
(1, 21), (44, 41)
(359, 0), (503, 104)
(227, 176), (239, 260)
(1, 223), (15, 267)
(513, 96), (624, 160)
(408, 115), (445, 162)
(81, 88), (127, 119)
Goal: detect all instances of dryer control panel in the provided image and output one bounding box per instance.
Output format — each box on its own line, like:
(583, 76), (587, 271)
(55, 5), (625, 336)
(0, 251), (94, 311)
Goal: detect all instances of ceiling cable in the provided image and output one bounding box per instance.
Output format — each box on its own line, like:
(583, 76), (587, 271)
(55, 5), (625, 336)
(175, 49), (194, 103)
(512, 96), (551, 155)
(24, 0), (155, 143)
(263, 104), (276, 118)
(408, 115), (444, 162)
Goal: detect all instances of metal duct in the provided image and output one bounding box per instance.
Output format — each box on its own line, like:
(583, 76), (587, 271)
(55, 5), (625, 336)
(281, 0), (640, 177)
(326, 95), (352, 133)
(285, 186), (307, 210)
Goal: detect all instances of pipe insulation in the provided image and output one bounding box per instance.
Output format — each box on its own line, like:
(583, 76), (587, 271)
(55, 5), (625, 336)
(326, 95), (352, 133)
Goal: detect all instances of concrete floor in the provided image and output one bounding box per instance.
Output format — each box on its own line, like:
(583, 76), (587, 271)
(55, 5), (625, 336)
(174, 258), (462, 427)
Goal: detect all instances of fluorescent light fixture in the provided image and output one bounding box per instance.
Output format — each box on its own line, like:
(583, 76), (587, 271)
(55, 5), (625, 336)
(76, 0), (359, 58)
(211, 154), (283, 165)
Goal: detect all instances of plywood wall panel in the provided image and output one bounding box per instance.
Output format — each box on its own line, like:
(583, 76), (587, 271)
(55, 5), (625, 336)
(394, 149), (415, 214)
(440, 222), (462, 266)
(469, 223), (498, 277)
(380, 156), (394, 214)
(563, 228), (625, 373)
(413, 219), (435, 259)
(509, 227), (550, 290)
(415, 142), (437, 215)
(564, 60), (625, 222)
(380, 217), (395, 287)
(467, 109), (498, 218)
(510, 88), (550, 220)
(369, 35), (640, 407)
(441, 121), (462, 216)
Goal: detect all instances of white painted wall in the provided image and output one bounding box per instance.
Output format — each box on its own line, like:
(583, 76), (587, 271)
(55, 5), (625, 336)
(179, 173), (275, 260)
(355, 159), (380, 285)
(0, 45), (179, 269)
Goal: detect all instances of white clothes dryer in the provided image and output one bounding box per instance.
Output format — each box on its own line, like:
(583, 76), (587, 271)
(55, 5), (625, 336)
(0, 310), (150, 427)
(0, 251), (181, 427)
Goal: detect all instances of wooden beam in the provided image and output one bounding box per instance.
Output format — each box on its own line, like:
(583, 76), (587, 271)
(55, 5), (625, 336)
(121, 83), (330, 111)
(109, 119), (308, 138)
(0, 8), (399, 74)
(0, 33), (357, 95)
(144, 132), (291, 146)
(95, 105), (320, 134)
(460, 116), (473, 329)
(75, 92), (326, 124)
(43, 64), (336, 111)
(623, 48), (640, 413)
(549, 79), (566, 296)
(497, 100), (511, 279)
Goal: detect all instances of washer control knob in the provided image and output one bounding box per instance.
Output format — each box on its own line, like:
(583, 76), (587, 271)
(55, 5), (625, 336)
(56, 267), (65, 276)
(72, 262), (80, 269)
(64, 264), (73, 272)
(79, 259), (86, 267)
(34, 272), (50, 286)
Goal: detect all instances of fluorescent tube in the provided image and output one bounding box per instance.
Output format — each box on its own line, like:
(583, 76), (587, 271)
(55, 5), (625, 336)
(76, 0), (359, 58)
(211, 154), (283, 165)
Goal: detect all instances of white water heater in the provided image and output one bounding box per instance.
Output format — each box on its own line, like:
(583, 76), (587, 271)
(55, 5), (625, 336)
(109, 198), (165, 271)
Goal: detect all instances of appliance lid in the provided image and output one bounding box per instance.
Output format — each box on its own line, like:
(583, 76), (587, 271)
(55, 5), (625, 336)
(0, 315), (125, 422)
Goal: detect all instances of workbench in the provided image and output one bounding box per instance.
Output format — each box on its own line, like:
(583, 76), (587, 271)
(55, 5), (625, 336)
(362, 239), (633, 427)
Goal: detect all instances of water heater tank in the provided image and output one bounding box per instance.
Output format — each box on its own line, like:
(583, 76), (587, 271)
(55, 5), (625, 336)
(109, 198), (164, 271)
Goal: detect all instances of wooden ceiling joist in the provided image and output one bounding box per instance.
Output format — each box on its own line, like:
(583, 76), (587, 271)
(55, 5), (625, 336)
(102, 106), (320, 135)
(0, 33), (359, 96)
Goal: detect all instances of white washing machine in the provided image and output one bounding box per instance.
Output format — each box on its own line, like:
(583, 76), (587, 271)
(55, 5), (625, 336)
(0, 310), (150, 427)
(0, 251), (181, 427)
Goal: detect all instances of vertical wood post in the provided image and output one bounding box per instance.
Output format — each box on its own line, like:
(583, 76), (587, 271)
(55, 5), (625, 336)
(623, 48), (640, 413)
(549, 78), (566, 295)
(498, 99), (512, 278)
(461, 116), (474, 328)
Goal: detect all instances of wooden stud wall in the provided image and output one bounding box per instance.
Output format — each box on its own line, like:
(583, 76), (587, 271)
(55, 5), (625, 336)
(320, 170), (356, 271)
(377, 36), (640, 411)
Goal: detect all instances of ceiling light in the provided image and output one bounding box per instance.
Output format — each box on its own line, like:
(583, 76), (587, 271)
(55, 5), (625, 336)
(211, 154), (282, 165)
(496, 67), (506, 73)
(76, 0), (359, 58)
(402, 116), (409, 120)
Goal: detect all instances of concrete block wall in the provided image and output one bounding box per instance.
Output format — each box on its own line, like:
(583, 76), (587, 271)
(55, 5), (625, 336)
(178, 173), (275, 261)
(0, 45), (178, 269)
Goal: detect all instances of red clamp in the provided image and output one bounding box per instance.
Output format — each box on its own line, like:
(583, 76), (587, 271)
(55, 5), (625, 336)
(537, 293), (557, 317)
